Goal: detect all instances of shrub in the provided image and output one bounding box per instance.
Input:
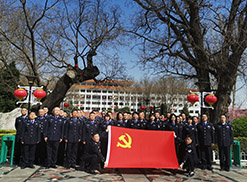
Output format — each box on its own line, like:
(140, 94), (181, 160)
(231, 117), (247, 137)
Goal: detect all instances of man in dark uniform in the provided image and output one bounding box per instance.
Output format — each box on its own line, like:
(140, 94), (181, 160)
(139, 111), (147, 130)
(83, 112), (101, 144)
(35, 109), (48, 166)
(43, 107), (49, 118)
(64, 110), (82, 169)
(79, 133), (106, 174)
(44, 107), (64, 168)
(14, 108), (27, 166)
(56, 109), (67, 166)
(215, 114), (234, 171)
(147, 114), (160, 130)
(20, 112), (40, 169)
(123, 112), (129, 126)
(197, 114), (215, 170)
(128, 112), (142, 129)
(180, 135), (198, 177)
(76, 110), (86, 164)
(100, 114), (113, 158)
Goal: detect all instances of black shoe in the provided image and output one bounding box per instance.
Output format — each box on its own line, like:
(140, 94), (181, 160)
(76, 167), (84, 171)
(86, 169), (96, 174)
(207, 166), (213, 170)
(29, 165), (35, 169)
(51, 165), (57, 168)
(71, 165), (76, 169)
(187, 171), (194, 177)
(21, 166), (26, 169)
(225, 168), (230, 172)
(220, 168), (224, 171)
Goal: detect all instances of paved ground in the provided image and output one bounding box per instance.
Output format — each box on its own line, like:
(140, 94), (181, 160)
(0, 163), (247, 182)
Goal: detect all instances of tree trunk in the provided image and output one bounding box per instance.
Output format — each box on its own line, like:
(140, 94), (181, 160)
(36, 66), (99, 112)
(211, 73), (237, 124)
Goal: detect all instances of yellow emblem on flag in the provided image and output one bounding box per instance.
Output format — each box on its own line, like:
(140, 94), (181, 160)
(117, 133), (132, 149)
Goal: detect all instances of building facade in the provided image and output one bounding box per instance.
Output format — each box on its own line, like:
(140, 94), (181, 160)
(65, 80), (200, 116)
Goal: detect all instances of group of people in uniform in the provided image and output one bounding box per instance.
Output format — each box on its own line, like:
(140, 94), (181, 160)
(14, 107), (233, 176)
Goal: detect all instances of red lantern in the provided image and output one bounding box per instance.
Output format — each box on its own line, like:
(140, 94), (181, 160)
(33, 89), (46, 102)
(205, 94), (217, 107)
(98, 82), (101, 86)
(81, 104), (83, 107)
(140, 105), (146, 110)
(187, 93), (199, 106)
(77, 104), (79, 107)
(64, 103), (70, 108)
(14, 88), (27, 101)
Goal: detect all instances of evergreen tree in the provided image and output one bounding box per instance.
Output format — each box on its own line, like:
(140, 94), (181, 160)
(0, 62), (20, 112)
(181, 104), (190, 118)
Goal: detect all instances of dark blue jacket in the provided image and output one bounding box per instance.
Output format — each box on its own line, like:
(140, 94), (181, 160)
(215, 122), (233, 147)
(15, 116), (27, 141)
(20, 119), (40, 145)
(183, 124), (199, 145)
(45, 115), (64, 141)
(64, 117), (82, 143)
(84, 119), (101, 142)
(37, 116), (48, 136)
(197, 121), (215, 146)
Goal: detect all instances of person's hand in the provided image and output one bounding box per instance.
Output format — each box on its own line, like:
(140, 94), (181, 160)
(104, 162), (108, 168)
(195, 144), (199, 146)
(180, 163), (184, 169)
(211, 143), (215, 147)
(106, 125), (110, 132)
(21, 141), (24, 144)
(44, 137), (47, 142)
(37, 141), (39, 144)
(78, 139), (81, 142)
(65, 140), (68, 143)
(173, 132), (176, 138)
(60, 138), (63, 143)
(83, 141), (86, 144)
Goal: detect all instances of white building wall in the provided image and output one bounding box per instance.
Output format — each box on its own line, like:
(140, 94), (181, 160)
(66, 87), (200, 116)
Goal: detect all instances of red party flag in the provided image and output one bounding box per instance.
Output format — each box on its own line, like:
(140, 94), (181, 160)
(106, 126), (179, 169)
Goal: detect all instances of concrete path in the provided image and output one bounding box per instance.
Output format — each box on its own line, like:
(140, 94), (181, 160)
(0, 164), (247, 182)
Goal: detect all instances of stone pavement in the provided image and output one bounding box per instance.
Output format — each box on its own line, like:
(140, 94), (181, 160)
(0, 164), (247, 182)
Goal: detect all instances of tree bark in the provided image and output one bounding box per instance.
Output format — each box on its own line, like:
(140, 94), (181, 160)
(38, 66), (99, 112)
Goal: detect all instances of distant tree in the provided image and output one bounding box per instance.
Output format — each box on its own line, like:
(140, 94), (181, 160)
(181, 104), (190, 118)
(0, 62), (20, 112)
(160, 103), (168, 116)
(117, 106), (130, 113)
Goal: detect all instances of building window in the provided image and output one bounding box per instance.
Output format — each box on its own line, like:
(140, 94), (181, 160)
(80, 89), (85, 92)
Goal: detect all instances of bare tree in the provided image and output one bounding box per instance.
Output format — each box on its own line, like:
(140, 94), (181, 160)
(0, 0), (123, 110)
(129, 0), (247, 123)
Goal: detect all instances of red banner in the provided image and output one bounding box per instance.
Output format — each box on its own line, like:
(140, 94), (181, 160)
(106, 126), (179, 169)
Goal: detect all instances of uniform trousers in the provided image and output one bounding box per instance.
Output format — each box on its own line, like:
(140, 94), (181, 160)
(219, 146), (230, 170)
(35, 135), (46, 165)
(84, 154), (101, 170)
(47, 141), (60, 167)
(14, 137), (22, 165)
(66, 142), (78, 167)
(200, 145), (212, 168)
(22, 144), (36, 167)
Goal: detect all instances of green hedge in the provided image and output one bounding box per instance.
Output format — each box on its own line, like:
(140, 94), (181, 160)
(234, 137), (247, 154)
(231, 117), (247, 137)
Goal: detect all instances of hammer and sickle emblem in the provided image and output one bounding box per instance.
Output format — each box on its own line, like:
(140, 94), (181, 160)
(117, 133), (132, 149)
